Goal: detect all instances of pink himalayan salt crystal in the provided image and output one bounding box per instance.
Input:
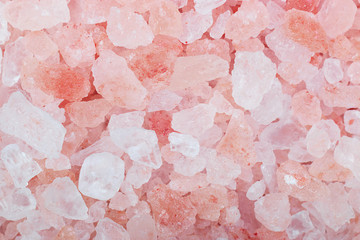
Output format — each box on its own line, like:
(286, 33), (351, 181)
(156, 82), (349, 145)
(147, 90), (182, 112)
(4, 0), (70, 31)
(1, 144), (42, 188)
(106, 7), (154, 49)
(69, 0), (118, 24)
(169, 54), (229, 90)
(125, 163), (152, 189)
(306, 125), (331, 158)
(86, 201), (106, 223)
(92, 50), (147, 110)
(309, 151), (352, 182)
(194, 0), (226, 14)
(179, 10), (213, 44)
(349, 188), (360, 213)
(149, 1), (182, 38)
(267, 1), (285, 30)
(206, 152), (241, 186)
(210, 10), (231, 39)
(42, 177), (88, 220)
(147, 184), (197, 238)
(65, 99), (112, 128)
(320, 84), (360, 108)
(233, 38), (265, 52)
(0, 92), (66, 158)
(344, 110), (360, 135)
(23, 31), (58, 62)
(0, 2), (10, 44)
(126, 201), (151, 219)
(168, 172), (209, 192)
(143, 110), (174, 145)
(255, 141), (276, 165)
(278, 61), (318, 85)
(127, 214), (157, 240)
(231, 51), (276, 110)
(94, 217), (130, 240)
(334, 136), (360, 181)
(168, 132), (200, 157)
(291, 90), (321, 126)
(317, 0), (357, 39)
(328, 35), (360, 62)
(312, 183), (355, 231)
(284, 9), (328, 53)
(186, 39), (231, 62)
(209, 90), (233, 115)
(254, 193), (291, 232)
(246, 180), (266, 201)
(323, 58), (343, 84)
(169, 147), (209, 176)
(225, 0), (269, 43)
(217, 110), (256, 167)
(55, 226), (78, 240)
(348, 62), (360, 85)
(45, 154), (71, 171)
(286, 210), (314, 240)
(51, 24), (96, 68)
(172, 104), (216, 138)
(109, 184), (138, 211)
(79, 152), (125, 201)
(108, 111), (145, 131)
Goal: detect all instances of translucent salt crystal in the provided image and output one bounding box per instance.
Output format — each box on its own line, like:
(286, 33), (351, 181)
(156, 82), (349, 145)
(344, 110), (360, 135)
(223, 206), (241, 224)
(23, 31), (58, 62)
(107, 7), (154, 49)
(149, 1), (182, 38)
(79, 152), (125, 201)
(348, 188), (360, 213)
(69, 0), (116, 24)
(306, 125), (331, 158)
(125, 163), (152, 189)
(94, 217), (130, 240)
(73, 221), (95, 240)
(127, 214), (157, 240)
(286, 210), (314, 239)
(288, 140), (316, 163)
(206, 153), (241, 186)
(170, 0), (187, 8)
(92, 50), (147, 110)
(172, 147), (209, 176)
(0, 2), (10, 44)
(267, 1), (285, 30)
(148, 90), (182, 112)
(210, 10), (231, 39)
(1, 144), (42, 188)
(108, 111), (145, 131)
(126, 201), (151, 219)
(169, 132), (200, 158)
(225, 0), (269, 42)
(334, 136), (360, 181)
(0, 92), (66, 158)
(42, 177), (88, 220)
(179, 10), (213, 44)
(232, 51), (276, 110)
(323, 58), (343, 84)
(110, 127), (161, 169)
(317, 0), (357, 38)
(172, 104), (216, 138)
(66, 99), (112, 128)
(246, 180), (266, 201)
(209, 91), (233, 115)
(169, 172), (209, 192)
(86, 201), (106, 223)
(291, 90), (321, 126)
(109, 182), (138, 211)
(198, 124), (223, 148)
(313, 119), (340, 147)
(304, 229), (326, 240)
(169, 54), (229, 90)
(278, 61), (318, 85)
(312, 183), (354, 231)
(0, 188), (37, 221)
(254, 193), (291, 232)
(347, 62), (360, 85)
(194, 0), (226, 14)
(255, 141), (276, 165)
(319, 84), (360, 108)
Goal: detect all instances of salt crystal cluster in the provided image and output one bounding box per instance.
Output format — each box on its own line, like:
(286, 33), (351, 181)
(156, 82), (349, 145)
(1, 0), (360, 239)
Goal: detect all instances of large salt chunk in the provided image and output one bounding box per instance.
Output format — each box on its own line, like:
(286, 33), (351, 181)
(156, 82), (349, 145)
(79, 152), (125, 201)
(194, 0), (225, 14)
(254, 193), (291, 232)
(42, 177), (88, 220)
(168, 132), (200, 158)
(232, 51), (276, 110)
(94, 217), (130, 240)
(107, 7), (154, 49)
(286, 210), (314, 240)
(169, 54), (229, 90)
(1, 144), (42, 188)
(334, 136), (360, 181)
(344, 110), (360, 135)
(179, 10), (213, 44)
(4, 0), (70, 31)
(92, 50), (148, 110)
(0, 92), (66, 158)
(110, 127), (161, 169)
(172, 104), (216, 138)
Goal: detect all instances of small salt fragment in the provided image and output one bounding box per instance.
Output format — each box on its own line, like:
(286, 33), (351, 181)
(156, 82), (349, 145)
(206, 153), (241, 186)
(172, 147), (209, 176)
(86, 201), (106, 223)
(23, 31), (58, 62)
(107, 7), (154, 49)
(254, 193), (291, 232)
(0, 92), (66, 158)
(69, 0), (116, 24)
(42, 177), (88, 220)
(267, 1), (285, 29)
(79, 152), (125, 201)
(126, 201), (151, 219)
(246, 180), (266, 201)
(127, 214), (157, 240)
(334, 136), (360, 181)
(125, 163), (152, 189)
(323, 58), (343, 84)
(344, 110), (360, 135)
(255, 141), (276, 165)
(45, 154), (71, 171)
(291, 90), (321, 126)
(94, 218), (130, 240)
(169, 54), (229, 90)
(109, 182), (139, 211)
(319, 84), (360, 108)
(179, 10), (213, 44)
(286, 210), (314, 240)
(210, 10), (231, 39)
(232, 51), (276, 110)
(169, 172), (209, 192)
(172, 104), (216, 138)
(108, 111), (146, 131)
(304, 229), (326, 240)
(278, 61), (318, 85)
(148, 90), (182, 112)
(168, 132), (200, 158)
(194, 0), (226, 14)
(1, 144), (42, 188)
(209, 91), (233, 115)
(306, 125), (331, 158)
(348, 62), (360, 85)
(0, 2), (10, 44)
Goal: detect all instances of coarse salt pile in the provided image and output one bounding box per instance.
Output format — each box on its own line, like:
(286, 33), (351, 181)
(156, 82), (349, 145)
(1, 0), (360, 239)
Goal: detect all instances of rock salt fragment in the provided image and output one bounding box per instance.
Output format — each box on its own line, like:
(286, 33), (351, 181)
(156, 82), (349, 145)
(323, 58), (343, 84)
(148, 90), (182, 112)
(172, 147), (209, 176)
(334, 136), (360, 181)
(45, 154), (71, 171)
(108, 111), (145, 131)
(24, 31), (58, 62)
(347, 62), (360, 85)
(306, 125), (331, 158)
(206, 153), (241, 186)
(210, 10), (231, 39)
(127, 214), (157, 240)
(291, 90), (321, 126)
(246, 180), (266, 201)
(344, 110), (360, 135)
(179, 10), (213, 44)
(194, 0), (226, 14)
(0, 2), (10, 44)
(168, 132), (200, 158)
(286, 210), (314, 240)
(94, 217), (130, 240)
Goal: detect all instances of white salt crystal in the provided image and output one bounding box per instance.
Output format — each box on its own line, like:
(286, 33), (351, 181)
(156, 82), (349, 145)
(232, 51), (276, 110)
(94, 217), (130, 240)
(127, 214), (157, 240)
(169, 132), (200, 158)
(179, 10), (213, 44)
(1, 144), (42, 188)
(194, 0), (226, 14)
(147, 90), (182, 112)
(108, 111), (146, 132)
(172, 148), (210, 176)
(246, 180), (266, 201)
(0, 91), (66, 158)
(224, 206), (241, 224)
(334, 136), (360, 181)
(323, 58), (343, 84)
(42, 177), (88, 220)
(286, 210), (314, 239)
(126, 163), (152, 189)
(206, 153), (241, 186)
(0, 2), (10, 44)
(79, 152), (125, 201)
(210, 10), (231, 39)
(344, 110), (360, 135)
(306, 126), (331, 158)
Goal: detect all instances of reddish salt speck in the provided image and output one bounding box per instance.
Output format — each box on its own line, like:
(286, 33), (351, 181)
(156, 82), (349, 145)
(147, 184), (197, 238)
(285, 0), (320, 13)
(143, 110), (173, 145)
(55, 226), (78, 240)
(284, 9), (328, 53)
(34, 63), (91, 102)
(291, 90), (321, 126)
